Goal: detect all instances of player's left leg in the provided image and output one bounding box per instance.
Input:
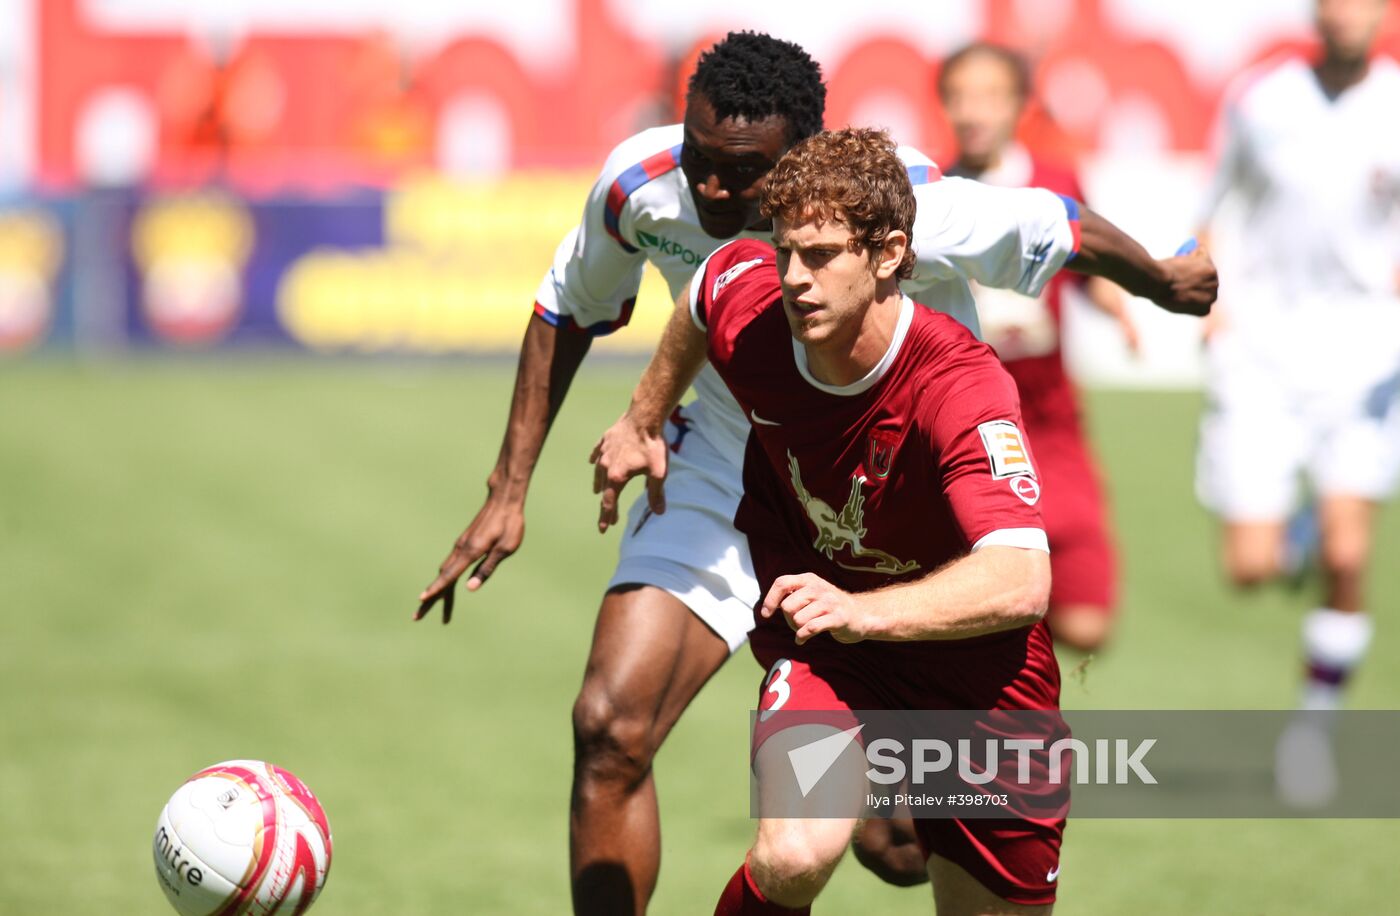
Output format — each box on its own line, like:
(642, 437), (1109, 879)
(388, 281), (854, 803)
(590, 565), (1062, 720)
(570, 585), (732, 914)
(1031, 428), (1119, 653)
(716, 722), (864, 913)
(1047, 606), (1111, 654)
(1293, 494), (1378, 712)
(1277, 378), (1398, 805)
(1295, 375), (1400, 711)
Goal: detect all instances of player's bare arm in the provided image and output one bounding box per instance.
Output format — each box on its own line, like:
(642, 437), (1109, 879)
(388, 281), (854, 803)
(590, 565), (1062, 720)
(761, 546), (1051, 645)
(1071, 208), (1218, 316)
(416, 316), (590, 622)
(590, 281), (706, 532)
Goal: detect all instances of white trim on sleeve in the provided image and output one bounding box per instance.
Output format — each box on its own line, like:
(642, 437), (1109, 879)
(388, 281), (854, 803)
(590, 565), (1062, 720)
(688, 258), (710, 331)
(971, 528), (1050, 554)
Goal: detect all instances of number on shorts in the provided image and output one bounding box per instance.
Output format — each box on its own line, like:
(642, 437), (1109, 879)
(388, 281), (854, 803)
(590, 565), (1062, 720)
(759, 658), (793, 723)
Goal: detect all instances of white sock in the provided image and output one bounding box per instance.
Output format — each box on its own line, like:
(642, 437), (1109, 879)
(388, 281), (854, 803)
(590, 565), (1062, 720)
(1300, 608), (1373, 711)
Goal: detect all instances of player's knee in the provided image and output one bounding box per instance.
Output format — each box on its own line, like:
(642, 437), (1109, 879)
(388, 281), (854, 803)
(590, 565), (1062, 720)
(1320, 535), (1369, 585)
(1049, 609), (1112, 653)
(751, 832), (839, 897)
(1222, 528), (1284, 588)
(1223, 552), (1277, 589)
(570, 683), (657, 788)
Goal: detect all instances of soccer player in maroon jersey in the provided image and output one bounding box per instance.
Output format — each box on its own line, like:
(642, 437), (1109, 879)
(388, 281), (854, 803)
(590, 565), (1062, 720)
(593, 130), (1216, 913)
(938, 42), (1135, 653)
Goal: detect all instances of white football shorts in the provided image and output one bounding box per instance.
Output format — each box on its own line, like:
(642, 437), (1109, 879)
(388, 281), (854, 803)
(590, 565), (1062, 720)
(607, 403), (758, 653)
(1196, 302), (1400, 521)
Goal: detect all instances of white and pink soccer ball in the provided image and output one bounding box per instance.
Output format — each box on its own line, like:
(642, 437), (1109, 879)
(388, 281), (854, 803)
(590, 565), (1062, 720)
(153, 760), (332, 915)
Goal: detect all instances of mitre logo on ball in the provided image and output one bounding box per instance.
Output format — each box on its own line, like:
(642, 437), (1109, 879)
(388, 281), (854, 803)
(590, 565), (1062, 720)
(152, 759), (333, 916)
(132, 194), (254, 346)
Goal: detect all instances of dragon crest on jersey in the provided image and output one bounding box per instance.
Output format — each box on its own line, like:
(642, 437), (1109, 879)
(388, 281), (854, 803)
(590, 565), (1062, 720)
(786, 451), (919, 576)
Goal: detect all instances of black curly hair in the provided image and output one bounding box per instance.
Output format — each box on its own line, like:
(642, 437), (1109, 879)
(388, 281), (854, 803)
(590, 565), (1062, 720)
(687, 32), (826, 143)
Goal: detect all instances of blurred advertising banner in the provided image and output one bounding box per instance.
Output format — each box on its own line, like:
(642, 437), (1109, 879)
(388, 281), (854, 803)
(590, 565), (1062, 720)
(0, 203), (72, 353)
(4, 0), (1397, 373)
(12, 0), (1398, 189)
(0, 177), (673, 355)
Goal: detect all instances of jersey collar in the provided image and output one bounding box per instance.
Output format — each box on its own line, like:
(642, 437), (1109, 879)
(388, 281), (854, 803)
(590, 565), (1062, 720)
(792, 296), (915, 396)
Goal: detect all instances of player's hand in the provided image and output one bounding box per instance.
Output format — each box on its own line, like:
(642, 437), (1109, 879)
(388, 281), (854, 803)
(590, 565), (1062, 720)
(761, 573), (872, 646)
(590, 413), (669, 533)
(415, 490), (526, 623)
(1151, 246), (1218, 317)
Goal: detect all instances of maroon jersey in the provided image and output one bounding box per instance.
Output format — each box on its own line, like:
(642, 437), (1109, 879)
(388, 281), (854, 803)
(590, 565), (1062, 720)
(691, 239), (1047, 642)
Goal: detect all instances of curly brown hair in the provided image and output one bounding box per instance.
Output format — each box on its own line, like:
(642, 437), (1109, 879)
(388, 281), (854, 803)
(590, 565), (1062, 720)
(759, 127), (916, 279)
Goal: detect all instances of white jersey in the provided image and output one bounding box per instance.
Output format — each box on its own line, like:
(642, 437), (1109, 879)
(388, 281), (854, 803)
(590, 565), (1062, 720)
(536, 123), (1081, 465)
(1201, 55), (1400, 313)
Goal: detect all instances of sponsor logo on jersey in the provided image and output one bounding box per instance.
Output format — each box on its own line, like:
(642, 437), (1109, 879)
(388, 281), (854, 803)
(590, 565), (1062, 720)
(786, 451), (918, 576)
(978, 420), (1035, 480)
(635, 229), (703, 265)
(712, 256), (767, 300)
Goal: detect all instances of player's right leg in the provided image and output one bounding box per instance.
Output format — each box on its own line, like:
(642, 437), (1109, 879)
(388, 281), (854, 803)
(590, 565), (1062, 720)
(570, 584), (731, 915)
(743, 725), (864, 908)
(716, 656), (871, 914)
(1196, 338), (1306, 588)
(572, 410), (758, 914)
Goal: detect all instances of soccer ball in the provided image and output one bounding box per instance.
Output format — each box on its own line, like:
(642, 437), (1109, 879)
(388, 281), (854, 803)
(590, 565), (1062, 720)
(152, 760), (332, 915)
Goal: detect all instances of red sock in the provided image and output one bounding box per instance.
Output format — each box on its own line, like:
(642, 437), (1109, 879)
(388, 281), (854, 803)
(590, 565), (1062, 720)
(714, 859), (811, 915)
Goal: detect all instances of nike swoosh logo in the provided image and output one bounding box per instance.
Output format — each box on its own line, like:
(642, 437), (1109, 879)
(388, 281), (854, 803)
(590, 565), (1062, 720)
(1046, 865), (1060, 882)
(750, 410), (781, 427)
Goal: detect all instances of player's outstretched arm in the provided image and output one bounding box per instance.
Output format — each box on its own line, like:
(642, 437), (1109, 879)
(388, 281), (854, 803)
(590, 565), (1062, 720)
(761, 547), (1051, 645)
(591, 282), (707, 532)
(1070, 208), (1218, 317)
(416, 315), (591, 623)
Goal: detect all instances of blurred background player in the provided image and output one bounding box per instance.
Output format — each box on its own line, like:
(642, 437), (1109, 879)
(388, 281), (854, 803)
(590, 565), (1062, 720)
(938, 42), (1136, 652)
(1196, 0), (1400, 800)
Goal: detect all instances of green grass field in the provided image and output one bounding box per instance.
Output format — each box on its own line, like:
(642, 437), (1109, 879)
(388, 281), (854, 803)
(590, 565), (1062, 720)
(4, 359), (1399, 914)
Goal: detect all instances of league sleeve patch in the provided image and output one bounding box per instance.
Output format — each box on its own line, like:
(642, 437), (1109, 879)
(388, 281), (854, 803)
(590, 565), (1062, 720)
(977, 420), (1035, 479)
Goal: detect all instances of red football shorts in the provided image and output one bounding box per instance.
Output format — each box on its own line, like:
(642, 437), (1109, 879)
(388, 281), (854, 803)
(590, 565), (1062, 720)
(749, 623), (1065, 907)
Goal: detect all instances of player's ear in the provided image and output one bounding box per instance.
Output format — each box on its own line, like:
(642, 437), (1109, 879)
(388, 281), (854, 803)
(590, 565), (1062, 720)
(874, 229), (908, 281)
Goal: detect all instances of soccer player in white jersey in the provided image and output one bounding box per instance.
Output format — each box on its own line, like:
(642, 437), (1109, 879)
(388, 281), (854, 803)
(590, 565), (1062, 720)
(416, 32), (1214, 912)
(1196, 0), (1400, 802)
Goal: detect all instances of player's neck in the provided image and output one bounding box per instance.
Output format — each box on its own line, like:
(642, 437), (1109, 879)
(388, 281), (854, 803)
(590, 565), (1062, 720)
(1314, 53), (1370, 99)
(803, 287), (903, 387)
